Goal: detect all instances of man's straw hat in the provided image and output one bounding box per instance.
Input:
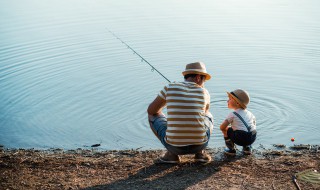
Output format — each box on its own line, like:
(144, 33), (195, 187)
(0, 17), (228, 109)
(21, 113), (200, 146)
(182, 62), (211, 80)
(227, 89), (250, 109)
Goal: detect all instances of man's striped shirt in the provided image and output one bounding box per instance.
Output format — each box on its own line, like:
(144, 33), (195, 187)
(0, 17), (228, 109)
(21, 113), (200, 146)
(158, 81), (211, 146)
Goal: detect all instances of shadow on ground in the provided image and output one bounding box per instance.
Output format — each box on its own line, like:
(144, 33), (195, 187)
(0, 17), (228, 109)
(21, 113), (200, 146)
(82, 153), (241, 190)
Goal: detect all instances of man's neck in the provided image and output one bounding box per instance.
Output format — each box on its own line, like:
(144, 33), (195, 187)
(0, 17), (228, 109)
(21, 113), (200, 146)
(185, 78), (203, 87)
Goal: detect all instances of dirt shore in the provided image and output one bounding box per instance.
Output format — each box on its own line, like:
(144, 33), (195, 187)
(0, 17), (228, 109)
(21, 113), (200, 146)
(1, 145), (319, 190)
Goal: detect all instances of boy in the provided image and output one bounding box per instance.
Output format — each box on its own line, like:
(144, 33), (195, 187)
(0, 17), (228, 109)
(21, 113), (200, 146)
(220, 89), (257, 155)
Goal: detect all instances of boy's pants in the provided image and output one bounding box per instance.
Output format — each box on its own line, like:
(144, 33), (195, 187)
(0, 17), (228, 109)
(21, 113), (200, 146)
(227, 128), (257, 146)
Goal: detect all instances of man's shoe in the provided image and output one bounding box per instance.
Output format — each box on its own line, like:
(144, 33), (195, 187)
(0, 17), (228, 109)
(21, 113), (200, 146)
(243, 146), (252, 155)
(195, 151), (212, 163)
(157, 151), (180, 164)
(224, 148), (236, 156)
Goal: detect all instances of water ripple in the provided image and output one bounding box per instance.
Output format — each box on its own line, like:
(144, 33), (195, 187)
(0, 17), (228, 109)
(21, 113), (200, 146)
(1, 0), (319, 149)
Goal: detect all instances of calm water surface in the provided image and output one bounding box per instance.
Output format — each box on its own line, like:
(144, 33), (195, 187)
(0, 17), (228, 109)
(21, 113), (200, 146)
(0, 0), (319, 150)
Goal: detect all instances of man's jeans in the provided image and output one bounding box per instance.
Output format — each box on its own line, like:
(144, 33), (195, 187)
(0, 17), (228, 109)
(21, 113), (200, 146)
(149, 114), (213, 155)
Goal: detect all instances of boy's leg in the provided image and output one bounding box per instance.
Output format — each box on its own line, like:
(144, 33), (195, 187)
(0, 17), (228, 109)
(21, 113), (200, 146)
(224, 128), (236, 155)
(242, 131), (257, 155)
(243, 145), (252, 155)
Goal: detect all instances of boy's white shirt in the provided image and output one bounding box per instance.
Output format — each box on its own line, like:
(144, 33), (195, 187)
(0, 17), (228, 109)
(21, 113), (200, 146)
(226, 108), (256, 132)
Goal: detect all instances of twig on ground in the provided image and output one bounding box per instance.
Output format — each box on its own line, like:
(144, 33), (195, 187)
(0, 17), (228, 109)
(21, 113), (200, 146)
(292, 175), (301, 190)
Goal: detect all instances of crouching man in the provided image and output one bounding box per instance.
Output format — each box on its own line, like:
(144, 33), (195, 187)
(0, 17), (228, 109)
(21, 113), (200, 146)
(147, 62), (214, 163)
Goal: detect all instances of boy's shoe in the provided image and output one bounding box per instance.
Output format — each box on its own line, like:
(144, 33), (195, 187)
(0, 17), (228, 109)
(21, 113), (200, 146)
(224, 148), (236, 156)
(224, 138), (236, 156)
(157, 151), (180, 164)
(243, 146), (252, 155)
(194, 151), (212, 163)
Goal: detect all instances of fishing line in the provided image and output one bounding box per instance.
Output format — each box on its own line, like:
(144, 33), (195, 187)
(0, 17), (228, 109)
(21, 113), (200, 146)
(107, 29), (171, 83)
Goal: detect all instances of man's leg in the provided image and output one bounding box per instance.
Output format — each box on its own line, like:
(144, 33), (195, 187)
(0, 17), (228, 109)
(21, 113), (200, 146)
(148, 114), (161, 141)
(194, 115), (213, 163)
(148, 113), (167, 144)
(148, 114), (180, 163)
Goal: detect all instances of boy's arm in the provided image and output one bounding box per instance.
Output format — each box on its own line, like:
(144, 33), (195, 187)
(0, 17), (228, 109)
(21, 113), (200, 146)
(220, 119), (230, 131)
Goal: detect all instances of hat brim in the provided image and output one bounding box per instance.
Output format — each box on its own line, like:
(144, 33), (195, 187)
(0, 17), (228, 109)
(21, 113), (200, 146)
(182, 71), (211, 80)
(227, 91), (247, 109)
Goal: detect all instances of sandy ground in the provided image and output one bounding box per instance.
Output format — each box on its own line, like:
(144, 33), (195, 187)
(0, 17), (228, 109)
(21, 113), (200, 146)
(0, 145), (319, 190)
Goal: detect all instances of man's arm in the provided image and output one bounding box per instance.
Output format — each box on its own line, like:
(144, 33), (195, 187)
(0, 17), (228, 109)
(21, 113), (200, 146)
(205, 103), (210, 114)
(147, 96), (166, 116)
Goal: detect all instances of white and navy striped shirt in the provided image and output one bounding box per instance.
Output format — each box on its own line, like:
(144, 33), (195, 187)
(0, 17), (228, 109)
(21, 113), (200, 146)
(158, 81), (211, 146)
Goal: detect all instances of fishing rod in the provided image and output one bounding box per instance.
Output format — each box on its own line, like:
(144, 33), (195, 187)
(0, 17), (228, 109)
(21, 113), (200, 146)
(107, 29), (171, 83)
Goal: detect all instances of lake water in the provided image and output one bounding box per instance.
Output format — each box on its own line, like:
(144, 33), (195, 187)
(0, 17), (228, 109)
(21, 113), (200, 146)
(1, 0), (319, 150)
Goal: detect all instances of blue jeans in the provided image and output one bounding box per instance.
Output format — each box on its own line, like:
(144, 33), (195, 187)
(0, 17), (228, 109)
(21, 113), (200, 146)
(149, 114), (213, 155)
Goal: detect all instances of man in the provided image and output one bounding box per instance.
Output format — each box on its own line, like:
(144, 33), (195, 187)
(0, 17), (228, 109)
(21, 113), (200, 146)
(147, 62), (214, 163)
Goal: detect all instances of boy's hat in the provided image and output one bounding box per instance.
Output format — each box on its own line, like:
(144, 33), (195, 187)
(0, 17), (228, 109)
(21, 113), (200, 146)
(182, 62), (211, 80)
(227, 89), (250, 109)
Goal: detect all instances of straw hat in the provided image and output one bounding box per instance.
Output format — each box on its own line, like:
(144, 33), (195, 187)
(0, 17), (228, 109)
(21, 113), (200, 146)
(227, 89), (250, 109)
(182, 62), (211, 80)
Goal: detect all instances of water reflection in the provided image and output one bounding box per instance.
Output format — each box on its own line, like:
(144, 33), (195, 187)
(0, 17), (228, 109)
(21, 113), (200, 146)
(0, 0), (319, 150)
